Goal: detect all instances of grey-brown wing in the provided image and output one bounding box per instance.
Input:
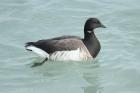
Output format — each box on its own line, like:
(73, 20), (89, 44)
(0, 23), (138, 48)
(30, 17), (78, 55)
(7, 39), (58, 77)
(33, 38), (84, 54)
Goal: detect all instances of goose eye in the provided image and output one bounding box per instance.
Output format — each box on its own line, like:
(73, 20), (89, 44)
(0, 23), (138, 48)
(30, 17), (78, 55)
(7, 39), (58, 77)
(96, 21), (100, 24)
(94, 21), (98, 24)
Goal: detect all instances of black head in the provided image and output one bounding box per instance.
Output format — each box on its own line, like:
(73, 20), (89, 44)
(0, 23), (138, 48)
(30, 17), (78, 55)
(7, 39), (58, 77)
(84, 18), (106, 31)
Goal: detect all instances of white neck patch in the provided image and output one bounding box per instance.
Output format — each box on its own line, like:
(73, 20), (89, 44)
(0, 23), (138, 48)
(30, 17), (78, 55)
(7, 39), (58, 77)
(87, 31), (92, 33)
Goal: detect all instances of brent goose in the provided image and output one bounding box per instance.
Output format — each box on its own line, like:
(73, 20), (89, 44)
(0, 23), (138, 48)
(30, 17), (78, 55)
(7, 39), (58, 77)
(25, 18), (106, 67)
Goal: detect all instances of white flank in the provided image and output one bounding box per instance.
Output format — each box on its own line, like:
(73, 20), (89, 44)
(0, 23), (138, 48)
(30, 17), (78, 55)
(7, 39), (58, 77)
(49, 48), (92, 61)
(26, 46), (49, 58)
(26, 46), (92, 61)
(49, 48), (81, 61)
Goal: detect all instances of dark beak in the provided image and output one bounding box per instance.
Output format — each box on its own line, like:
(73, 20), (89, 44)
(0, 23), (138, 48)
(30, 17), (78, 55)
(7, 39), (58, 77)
(101, 24), (106, 28)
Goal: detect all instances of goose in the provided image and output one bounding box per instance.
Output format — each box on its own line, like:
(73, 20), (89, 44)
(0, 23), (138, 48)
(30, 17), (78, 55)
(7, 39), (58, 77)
(25, 18), (106, 67)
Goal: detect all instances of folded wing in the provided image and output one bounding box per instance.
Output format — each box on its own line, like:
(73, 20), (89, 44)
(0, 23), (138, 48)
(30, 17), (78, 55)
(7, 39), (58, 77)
(32, 36), (83, 54)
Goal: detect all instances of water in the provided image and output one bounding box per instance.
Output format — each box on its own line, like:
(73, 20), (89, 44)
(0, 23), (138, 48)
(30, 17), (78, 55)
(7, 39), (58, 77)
(0, 0), (140, 93)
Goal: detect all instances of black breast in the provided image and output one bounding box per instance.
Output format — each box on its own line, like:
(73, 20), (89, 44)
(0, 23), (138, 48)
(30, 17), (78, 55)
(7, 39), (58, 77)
(83, 36), (101, 58)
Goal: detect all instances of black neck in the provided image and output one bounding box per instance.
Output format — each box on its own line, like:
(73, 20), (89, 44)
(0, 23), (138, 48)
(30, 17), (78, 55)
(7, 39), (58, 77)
(83, 29), (101, 58)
